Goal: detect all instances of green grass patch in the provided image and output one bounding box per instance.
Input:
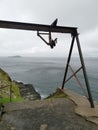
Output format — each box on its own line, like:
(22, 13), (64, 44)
(0, 68), (24, 104)
(46, 88), (68, 99)
(0, 82), (23, 104)
(0, 97), (24, 104)
(11, 82), (21, 97)
(0, 98), (10, 103)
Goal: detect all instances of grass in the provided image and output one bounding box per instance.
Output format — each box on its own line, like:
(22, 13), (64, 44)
(0, 82), (23, 104)
(46, 88), (68, 99)
(11, 81), (22, 97)
(0, 68), (11, 82)
(0, 68), (23, 104)
(0, 97), (23, 104)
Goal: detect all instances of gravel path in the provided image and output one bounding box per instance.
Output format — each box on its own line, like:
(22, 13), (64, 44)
(0, 98), (98, 130)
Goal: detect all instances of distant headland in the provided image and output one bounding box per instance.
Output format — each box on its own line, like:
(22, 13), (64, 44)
(8, 55), (22, 58)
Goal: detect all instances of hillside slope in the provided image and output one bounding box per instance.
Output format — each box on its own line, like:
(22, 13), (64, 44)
(0, 68), (41, 104)
(0, 68), (22, 103)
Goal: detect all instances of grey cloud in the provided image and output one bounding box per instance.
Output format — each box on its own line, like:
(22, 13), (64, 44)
(0, 0), (98, 57)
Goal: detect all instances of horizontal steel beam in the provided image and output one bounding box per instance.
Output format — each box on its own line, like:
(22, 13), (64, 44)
(0, 20), (77, 35)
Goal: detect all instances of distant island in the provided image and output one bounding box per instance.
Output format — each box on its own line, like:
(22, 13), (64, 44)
(8, 55), (22, 58)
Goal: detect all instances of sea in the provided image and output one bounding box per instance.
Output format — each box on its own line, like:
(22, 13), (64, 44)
(0, 57), (98, 101)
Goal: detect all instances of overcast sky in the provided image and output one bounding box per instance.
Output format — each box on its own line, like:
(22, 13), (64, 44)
(0, 0), (98, 57)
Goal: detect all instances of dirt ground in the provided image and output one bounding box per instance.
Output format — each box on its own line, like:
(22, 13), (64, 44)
(0, 98), (98, 130)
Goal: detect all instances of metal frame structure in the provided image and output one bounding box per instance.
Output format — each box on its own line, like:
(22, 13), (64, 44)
(0, 20), (94, 107)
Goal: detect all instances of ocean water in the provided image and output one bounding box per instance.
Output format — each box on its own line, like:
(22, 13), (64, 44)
(0, 57), (98, 101)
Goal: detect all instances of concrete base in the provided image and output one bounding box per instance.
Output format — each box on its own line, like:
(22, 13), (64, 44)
(61, 88), (98, 125)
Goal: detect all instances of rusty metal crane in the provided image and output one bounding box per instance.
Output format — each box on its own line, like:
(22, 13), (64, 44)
(0, 19), (94, 108)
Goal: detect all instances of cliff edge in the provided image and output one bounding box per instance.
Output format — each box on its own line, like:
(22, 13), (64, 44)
(0, 68), (98, 130)
(0, 88), (98, 130)
(0, 68), (41, 104)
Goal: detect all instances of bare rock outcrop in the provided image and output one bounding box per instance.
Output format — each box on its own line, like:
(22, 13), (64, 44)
(14, 81), (41, 100)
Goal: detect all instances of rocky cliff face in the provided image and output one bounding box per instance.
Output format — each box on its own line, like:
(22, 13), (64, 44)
(0, 68), (13, 102)
(0, 68), (41, 104)
(0, 68), (41, 121)
(14, 81), (41, 100)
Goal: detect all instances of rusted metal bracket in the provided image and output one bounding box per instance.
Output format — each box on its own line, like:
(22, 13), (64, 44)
(37, 19), (58, 48)
(68, 65), (88, 98)
(37, 31), (57, 48)
(65, 66), (82, 83)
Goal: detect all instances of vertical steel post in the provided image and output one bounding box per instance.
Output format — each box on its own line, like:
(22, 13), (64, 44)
(76, 34), (94, 108)
(62, 36), (75, 89)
